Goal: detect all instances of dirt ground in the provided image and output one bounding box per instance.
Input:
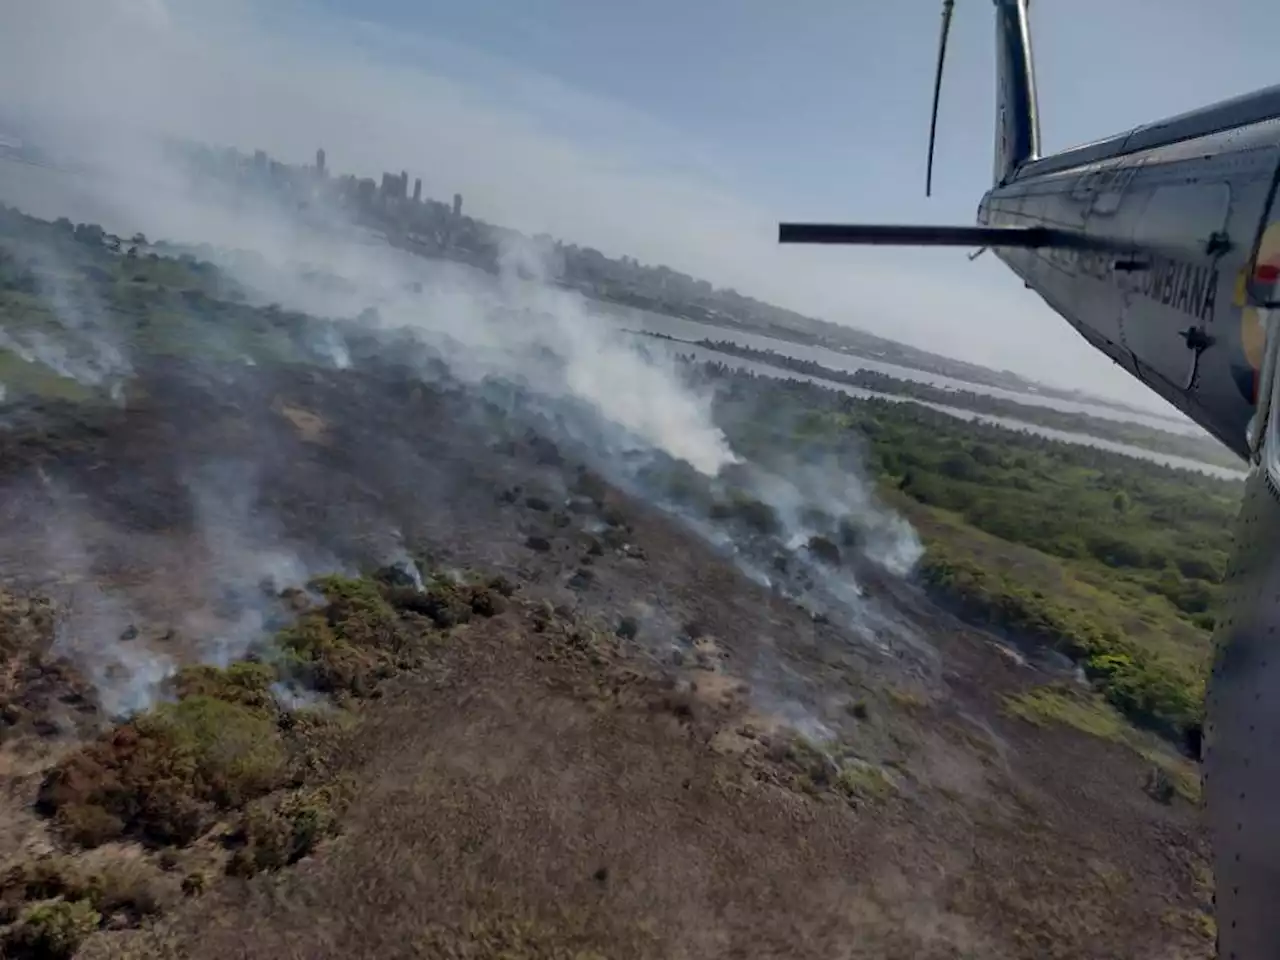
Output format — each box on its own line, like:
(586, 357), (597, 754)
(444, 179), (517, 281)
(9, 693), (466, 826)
(0, 356), (1211, 959)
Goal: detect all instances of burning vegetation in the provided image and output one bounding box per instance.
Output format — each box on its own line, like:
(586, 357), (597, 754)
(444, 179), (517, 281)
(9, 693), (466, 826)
(0, 206), (1220, 958)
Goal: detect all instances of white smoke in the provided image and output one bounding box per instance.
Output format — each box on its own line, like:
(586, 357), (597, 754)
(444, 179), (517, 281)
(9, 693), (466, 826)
(311, 321), (352, 370)
(382, 546), (425, 592)
(0, 136), (926, 719)
(270, 680), (328, 712)
(418, 233), (740, 475)
(38, 502), (176, 719)
(20, 132), (741, 479)
(0, 0), (934, 719)
(0, 328), (128, 401)
(748, 458), (924, 577)
(184, 460), (329, 667)
(17, 463), (340, 717)
(0, 244), (132, 400)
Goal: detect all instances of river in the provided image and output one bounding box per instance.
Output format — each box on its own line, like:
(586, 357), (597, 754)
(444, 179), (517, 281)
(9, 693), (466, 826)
(595, 301), (1200, 436)
(636, 337), (1247, 482)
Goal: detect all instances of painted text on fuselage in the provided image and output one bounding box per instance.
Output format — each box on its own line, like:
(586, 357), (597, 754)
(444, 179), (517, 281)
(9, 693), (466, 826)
(1057, 248), (1219, 323)
(1135, 254), (1218, 324)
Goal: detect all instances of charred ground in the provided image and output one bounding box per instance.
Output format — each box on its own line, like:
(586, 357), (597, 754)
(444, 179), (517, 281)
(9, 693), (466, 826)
(0, 208), (1216, 959)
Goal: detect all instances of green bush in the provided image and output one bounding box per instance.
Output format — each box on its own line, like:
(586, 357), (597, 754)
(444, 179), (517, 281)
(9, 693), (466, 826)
(35, 568), (486, 850)
(1176, 554), (1224, 583)
(37, 691), (287, 848)
(141, 695), (288, 808)
(835, 762), (895, 803)
(725, 494), (782, 537)
(227, 786), (345, 877)
(919, 548), (1202, 741)
(3, 899), (101, 959)
(277, 571), (503, 695)
(1085, 533), (1148, 569)
(275, 575), (407, 695)
(806, 535), (841, 566)
(0, 855), (162, 928)
(170, 661), (277, 711)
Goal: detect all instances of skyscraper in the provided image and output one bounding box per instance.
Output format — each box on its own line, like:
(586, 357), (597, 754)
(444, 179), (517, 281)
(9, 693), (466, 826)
(413, 178), (422, 203)
(316, 148), (326, 176)
(452, 193), (463, 218)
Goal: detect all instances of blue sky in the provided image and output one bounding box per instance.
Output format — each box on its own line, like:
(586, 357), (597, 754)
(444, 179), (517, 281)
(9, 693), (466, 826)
(308, 0), (1280, 409)
(4, 0), (1277, 410)
(310, 0), (1276, 221)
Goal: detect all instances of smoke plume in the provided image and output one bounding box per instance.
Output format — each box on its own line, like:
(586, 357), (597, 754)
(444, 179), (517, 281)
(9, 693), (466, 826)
(0, 1), (930, 722)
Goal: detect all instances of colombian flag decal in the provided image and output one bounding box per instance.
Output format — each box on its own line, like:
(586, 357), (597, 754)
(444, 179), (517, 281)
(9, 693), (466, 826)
(1235, 222), (1280, 403)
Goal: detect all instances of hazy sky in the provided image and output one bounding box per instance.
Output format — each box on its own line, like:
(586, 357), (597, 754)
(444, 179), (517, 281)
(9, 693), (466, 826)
(2, 0), (1276, 410)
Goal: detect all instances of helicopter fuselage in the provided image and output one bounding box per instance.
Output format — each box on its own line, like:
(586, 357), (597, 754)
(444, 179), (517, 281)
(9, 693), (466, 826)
(981, 90), (1280, 960)
(979, 92), (1280, 458)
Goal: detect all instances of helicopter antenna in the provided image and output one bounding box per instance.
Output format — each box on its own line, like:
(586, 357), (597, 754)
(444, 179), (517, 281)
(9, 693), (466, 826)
(926, 0), (956, 197)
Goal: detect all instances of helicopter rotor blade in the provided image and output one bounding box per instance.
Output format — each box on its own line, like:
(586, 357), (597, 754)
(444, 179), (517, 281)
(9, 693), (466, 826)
(926, 0), (956, 197)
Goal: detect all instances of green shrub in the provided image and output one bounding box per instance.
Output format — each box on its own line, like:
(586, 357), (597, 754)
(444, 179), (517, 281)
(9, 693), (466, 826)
(312, 575), (406, 650)
(275, 575), (405, 695)
(0, 855), (161, 927)
(3, 899), (100, 959)
(1176, 554), (1224, 583)
(806, 535), (841, 566)
(170, 661), (277, 711)
(835, 762), (895, 802)
(37, 693), (287, 848)
(276, 571), (503, 696)
(1085, 533), (1148, 569)
(383, 575), (504, 627)
(919, 548), (1202, 741)
(181, 872), (206, 897)
(736, 497), (781, 536)
(142, 696), (288, 807)
(228, 786), (345, 878)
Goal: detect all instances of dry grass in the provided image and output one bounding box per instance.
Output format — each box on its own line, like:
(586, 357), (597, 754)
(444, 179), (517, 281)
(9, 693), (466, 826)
(1004, 684), (1202, 804)
(54, 600), (1214, 960)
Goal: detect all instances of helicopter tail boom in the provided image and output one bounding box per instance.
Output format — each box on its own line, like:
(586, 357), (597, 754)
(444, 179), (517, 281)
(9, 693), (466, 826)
(992, 0), (1041, 186)
(777, 223), (1094, 248)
